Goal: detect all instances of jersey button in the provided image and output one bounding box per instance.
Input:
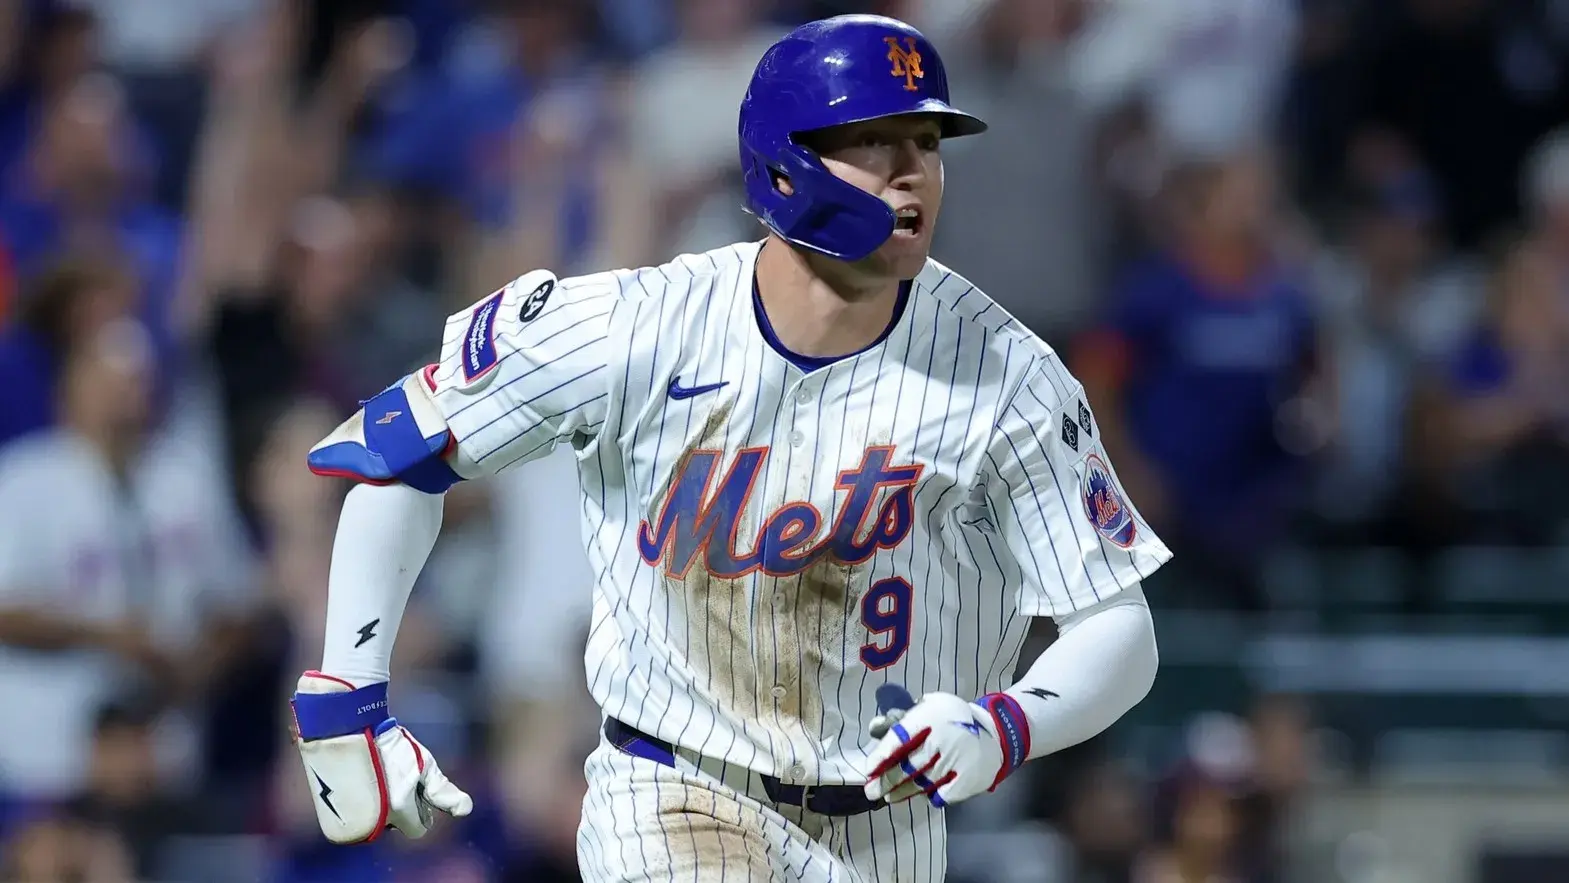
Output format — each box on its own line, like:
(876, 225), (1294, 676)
(771, 685), (788, 699)
(788, 764), (807, 779)
(789, 430), (805, 447)
(795, 388), (812, 405)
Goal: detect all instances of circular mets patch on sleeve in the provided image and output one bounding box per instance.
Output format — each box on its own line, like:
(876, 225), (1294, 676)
(1081, 453), (1136, 548)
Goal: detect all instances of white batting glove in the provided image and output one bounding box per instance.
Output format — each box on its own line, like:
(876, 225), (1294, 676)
(863, 691), (1030, 808)
(289, 672), (473, 844)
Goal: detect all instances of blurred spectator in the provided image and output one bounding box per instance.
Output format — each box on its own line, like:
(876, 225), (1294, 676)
(1522, 124), (1569, 274)
(0, 3), (103, 183)
(78, 0), (260, 74)
(61, 696), (204, 881)
(1137, 714), (1256, 883)
(0, 810), (135, 883)
(596, 0), (674, 58)
(248, 399), (344, 569)
(1280, 0), (1363, 216)
(1350, 0), (1569, 250)
(1232, 695), (1315, 883)
(1420, 238), (1569, 540)
(936, 0), (1107, 341)
(207, 193), (440, 493)
(1311, 169), (1483, 531)
(1074, 150), (1330, 609)
(0, 241), (13, 324)
(364, 0), (616, 285)
(0, 68), (182, 378)
(624, 0), (783, 258)
(1059, 760), (1150, 883)
(1136, 767), (1244, 883)
(0, 315), (258, 801)
(0, 255), (138, 446)
(1066, 0), (1299, 157)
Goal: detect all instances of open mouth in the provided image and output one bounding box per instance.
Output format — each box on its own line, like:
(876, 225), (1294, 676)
(892, 206), (923, 238)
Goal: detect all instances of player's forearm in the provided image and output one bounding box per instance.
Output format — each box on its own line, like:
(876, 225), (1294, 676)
(1004, 585), (1158, 761)
(319, 483), (444, 684)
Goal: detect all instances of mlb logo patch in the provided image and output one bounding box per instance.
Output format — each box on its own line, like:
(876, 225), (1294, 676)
(1080, 454), (1135, 548)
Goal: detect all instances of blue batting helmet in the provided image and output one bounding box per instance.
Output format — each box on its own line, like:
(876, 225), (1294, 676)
(738, 15), (987, 262)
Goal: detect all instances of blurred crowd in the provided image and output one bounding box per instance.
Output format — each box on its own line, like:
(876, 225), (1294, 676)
(2, 0), (1568, 880)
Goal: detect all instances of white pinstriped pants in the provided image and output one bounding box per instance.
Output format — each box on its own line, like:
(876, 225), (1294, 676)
(576, 737), (949, 882)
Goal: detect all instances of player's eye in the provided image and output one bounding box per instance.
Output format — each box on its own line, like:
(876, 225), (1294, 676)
(857, 133), (890, 149)
(916, 133), (941, 152)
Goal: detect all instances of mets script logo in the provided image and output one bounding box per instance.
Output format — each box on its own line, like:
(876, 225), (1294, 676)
(885, 36), (924, 92)
(1081, 454), (1136, 548)
(638, 446), (923, 578)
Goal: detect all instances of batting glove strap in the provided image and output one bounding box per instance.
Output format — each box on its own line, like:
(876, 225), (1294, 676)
(975, 692), (1030, 790)
(291, 674), (391, 741)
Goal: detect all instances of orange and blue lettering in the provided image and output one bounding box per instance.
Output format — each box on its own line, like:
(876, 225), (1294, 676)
(637, 446), (924, 579)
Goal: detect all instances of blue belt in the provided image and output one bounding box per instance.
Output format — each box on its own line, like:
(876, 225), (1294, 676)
(603, 718), (885, 816)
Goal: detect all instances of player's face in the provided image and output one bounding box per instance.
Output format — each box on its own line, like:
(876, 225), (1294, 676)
(805, 115), (946, 280)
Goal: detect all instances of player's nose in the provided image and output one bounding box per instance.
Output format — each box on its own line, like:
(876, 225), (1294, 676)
(889, 139), (928, 190)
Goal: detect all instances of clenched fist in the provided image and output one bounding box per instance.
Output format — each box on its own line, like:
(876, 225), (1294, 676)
(863, 690), (1030, 808)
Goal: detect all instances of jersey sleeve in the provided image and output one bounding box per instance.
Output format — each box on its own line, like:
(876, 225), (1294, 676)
(982, 358), (1172, 617)
(426, 271), (617, 478)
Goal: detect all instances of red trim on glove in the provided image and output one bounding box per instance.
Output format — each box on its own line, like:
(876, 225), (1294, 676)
(868, 725), (931, 779)
(401, 727), (424, 774)
(362, 728), (391, 842)
(304, 671), (357, 690)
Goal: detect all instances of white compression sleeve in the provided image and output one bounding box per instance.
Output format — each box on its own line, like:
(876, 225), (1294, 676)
(318, 483), (444, 684)
(1004, 583), (1159, 760)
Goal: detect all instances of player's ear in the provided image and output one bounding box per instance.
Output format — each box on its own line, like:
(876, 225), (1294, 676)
(773, 171), (795, 197)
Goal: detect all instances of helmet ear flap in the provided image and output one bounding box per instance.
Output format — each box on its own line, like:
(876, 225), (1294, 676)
(749, 143), (896, 262)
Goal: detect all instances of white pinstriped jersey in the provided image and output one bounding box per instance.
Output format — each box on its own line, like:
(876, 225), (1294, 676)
(427, 241), (1170, 787)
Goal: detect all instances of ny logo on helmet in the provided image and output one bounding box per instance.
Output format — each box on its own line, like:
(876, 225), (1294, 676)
(884, 36), (923, 92)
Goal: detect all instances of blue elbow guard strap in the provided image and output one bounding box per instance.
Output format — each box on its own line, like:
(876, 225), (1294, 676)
(307, 369), (464, 494)
(292, 681), (393, 740)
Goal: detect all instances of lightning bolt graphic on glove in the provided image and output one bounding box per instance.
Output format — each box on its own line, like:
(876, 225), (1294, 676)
(313, 770), (342, 820)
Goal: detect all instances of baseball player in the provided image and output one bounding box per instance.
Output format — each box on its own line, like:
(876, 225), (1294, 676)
(289, 14), (1167, 882)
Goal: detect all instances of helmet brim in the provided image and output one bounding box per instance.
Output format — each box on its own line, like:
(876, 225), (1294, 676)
(791, 101), (988, 142)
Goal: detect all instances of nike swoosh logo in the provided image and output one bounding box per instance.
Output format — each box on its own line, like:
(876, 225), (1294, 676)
(668, 378), (729, 400)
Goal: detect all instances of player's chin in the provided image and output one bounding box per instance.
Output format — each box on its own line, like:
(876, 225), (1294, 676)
(872, 234), (931, 280)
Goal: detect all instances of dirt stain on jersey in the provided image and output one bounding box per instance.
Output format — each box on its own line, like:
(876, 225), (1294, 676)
(653, 781), (775, 880)
(794, 557), (856, 734)
(664, 395), (761, 722)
